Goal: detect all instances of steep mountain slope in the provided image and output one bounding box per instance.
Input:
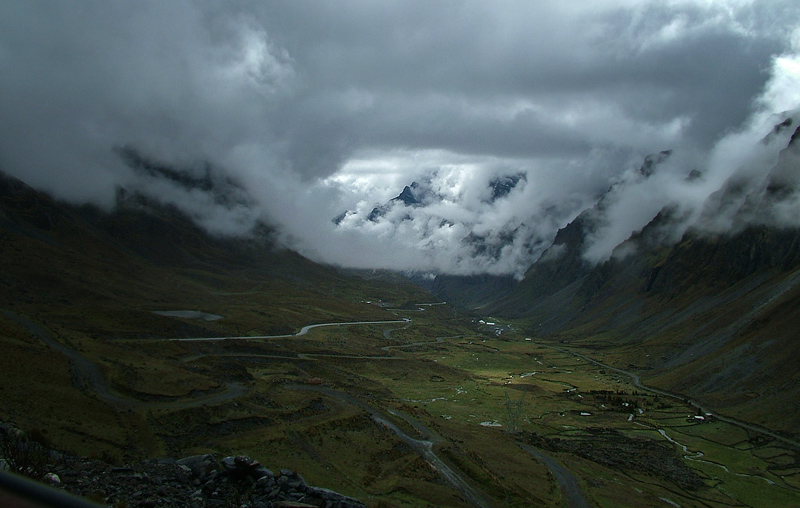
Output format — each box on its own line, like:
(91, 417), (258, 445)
(410, 272), (516, 310)
(0, 170), (432, 460)
(0, 170), (428, 319)
(423, 151), (672, 313)
(489, 125), (800, 435)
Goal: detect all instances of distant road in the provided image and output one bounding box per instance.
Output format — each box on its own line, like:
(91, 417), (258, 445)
(382, 319), (413, 339)
(288, 384), (491, 508)
(519, 444), (594, 508)
(1, 309), (246, 409)
(536, 342), (800, 450)
(170, 320), (408, 342)
(3, 312), (415, 409)
(181, 352), (403, 362)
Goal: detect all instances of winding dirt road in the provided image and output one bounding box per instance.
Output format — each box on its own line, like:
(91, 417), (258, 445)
(519, 444), (593, 508)
(170, 319), (409, 342)
(287, 384), (492, 508)
(4, 309), (410, 410)
(2, 309), (248, 409)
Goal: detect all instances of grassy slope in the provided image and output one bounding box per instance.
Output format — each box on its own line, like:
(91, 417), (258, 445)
(0, 172), (429, 462)
(490, 226), (800, 438)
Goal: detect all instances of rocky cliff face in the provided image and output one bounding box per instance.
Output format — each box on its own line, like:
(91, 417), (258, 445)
(483, 150), (674, 320)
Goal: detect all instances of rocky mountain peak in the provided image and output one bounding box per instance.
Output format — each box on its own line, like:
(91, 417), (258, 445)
(639, 150), (672, 178)
(488, 173), (526, 202)
(394, 184), (422, 206)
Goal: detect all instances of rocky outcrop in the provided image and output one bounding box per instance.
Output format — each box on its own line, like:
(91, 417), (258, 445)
(3, 443), (366, 508)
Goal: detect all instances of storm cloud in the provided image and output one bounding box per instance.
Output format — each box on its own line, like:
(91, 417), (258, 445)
(1, 1), (799, 276)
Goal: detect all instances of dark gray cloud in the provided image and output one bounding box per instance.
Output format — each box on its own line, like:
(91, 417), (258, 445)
(0, 1), (799, 275)
(257, 1), (789, 156)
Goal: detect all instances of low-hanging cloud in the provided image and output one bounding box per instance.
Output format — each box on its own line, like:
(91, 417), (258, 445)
(577, 57), (800, 265)
(1, 1), (799, 277)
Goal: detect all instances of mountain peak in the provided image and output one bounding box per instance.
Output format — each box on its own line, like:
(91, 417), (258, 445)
(639, 149), (672, 178)
(394, 184), (421, 206)
(488, 173), (526, 202)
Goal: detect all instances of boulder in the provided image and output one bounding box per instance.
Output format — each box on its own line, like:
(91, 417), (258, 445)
(176, 454), (217, 479)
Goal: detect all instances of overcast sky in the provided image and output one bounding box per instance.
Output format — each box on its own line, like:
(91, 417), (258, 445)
(1, 1), (800, 276)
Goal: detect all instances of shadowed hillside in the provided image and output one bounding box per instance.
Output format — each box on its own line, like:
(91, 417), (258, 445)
(484, 125), (800, 436)
(0, 169), (432, 457)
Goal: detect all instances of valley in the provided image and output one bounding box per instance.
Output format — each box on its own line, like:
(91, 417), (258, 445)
(4, 297), (799, 507)
(1, 171), (799, 507)
(3, 5), (800, 507)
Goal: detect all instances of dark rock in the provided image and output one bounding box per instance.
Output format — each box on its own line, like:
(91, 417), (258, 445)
(251, 466), (275, 480)
(235, 455), (259, 468)
(220, 455), (238, 472)
(287, 479), (305, 491)
(43, 472), (61, 486)
(273, 501), (317, 508)
(1, 425), (366, 508)
(176, 454), (217, 479)
(175, 454), (211, 468)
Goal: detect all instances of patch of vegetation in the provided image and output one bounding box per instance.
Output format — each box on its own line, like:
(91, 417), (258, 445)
(0, 426), (53, 479)
(525, 428), (704, 490)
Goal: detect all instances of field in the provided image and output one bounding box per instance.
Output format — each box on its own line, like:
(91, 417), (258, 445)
(3, 292), (798, 508)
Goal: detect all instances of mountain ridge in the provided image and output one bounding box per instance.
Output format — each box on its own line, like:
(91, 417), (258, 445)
(473, 122), (800, 434)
